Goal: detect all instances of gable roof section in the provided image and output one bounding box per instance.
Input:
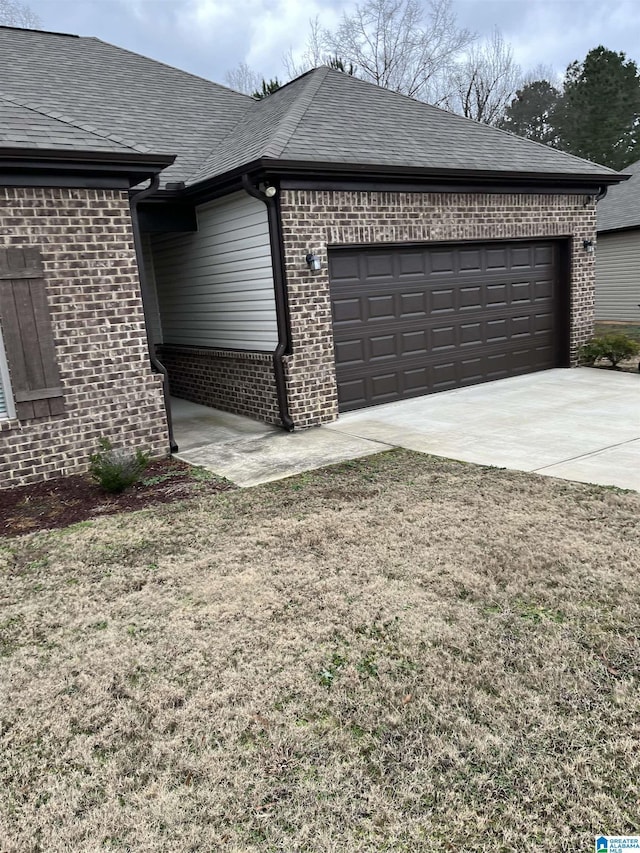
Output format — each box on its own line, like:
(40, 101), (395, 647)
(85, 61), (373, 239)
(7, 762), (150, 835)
(597, 159), (640, 232)
(0, 25), (250, 185)
(192, 67), (619, 186)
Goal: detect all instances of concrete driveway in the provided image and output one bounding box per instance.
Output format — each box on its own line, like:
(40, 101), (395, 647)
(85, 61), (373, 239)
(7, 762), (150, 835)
(326, 368), (640, 491)
(175, 368), (640, 491)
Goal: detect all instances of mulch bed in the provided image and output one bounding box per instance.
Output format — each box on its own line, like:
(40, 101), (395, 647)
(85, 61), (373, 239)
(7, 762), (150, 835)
(0, 458), (234, 537)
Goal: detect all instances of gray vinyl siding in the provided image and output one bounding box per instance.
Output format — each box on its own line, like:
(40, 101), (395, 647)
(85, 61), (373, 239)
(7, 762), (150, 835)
(595, 229), (640, 322)
(151, 191), (277, 351)
(140, 232), (163, 346)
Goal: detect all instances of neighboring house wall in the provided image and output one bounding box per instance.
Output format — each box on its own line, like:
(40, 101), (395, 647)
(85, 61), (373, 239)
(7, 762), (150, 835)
(0, 186), (168, 489)
(279, 190), (597, 428)
(595, 229), (640, 322)
(151, 190), (280, 421)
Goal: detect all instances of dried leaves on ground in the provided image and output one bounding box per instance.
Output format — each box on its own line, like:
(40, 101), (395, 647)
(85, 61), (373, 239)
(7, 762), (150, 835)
(1, 450), (639, 852)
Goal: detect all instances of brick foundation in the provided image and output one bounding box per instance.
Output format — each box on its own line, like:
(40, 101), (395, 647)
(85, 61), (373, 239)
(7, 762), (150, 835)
(279, 190), (597, 427)
(0, 187), (168, 489)
(158, 345), (280, 425)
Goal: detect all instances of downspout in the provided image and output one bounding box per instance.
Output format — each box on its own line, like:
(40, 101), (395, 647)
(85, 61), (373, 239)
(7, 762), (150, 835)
(595, 185), (608, 203)
(130, 174), (178, 452)
(241, 174), (294, 431)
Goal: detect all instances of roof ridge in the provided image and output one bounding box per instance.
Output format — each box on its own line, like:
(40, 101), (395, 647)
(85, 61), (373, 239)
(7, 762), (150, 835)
(0, 91), (148, 153)
(181, 67), (331, 185)
(88, 37), (255, 103)
(263, 67), (331, 160)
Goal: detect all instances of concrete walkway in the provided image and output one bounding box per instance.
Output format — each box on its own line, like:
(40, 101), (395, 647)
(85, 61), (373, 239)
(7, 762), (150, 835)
(173, 368), (640, 491)
(172, 397), (387, 488)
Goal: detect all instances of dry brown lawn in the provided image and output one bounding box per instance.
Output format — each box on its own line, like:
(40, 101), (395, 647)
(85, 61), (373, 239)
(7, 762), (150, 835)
(1, 450), (639, 852)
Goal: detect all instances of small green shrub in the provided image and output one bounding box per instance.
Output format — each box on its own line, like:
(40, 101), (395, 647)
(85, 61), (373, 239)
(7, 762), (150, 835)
(89, 438), (150, 493)
(578, 333), (640, 368)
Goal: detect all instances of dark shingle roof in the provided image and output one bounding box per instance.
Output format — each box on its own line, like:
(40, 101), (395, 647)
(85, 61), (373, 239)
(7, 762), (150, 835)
(597, 160), (640, 232)
(193, 67), (620, 184)
(0, 93), (145, 152)
(0, 26), (251, 185)
(0, 28), (621, 189)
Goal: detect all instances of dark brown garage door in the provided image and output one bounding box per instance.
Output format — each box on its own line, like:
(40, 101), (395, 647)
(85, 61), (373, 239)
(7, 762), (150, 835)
(330, 240), (566, 412)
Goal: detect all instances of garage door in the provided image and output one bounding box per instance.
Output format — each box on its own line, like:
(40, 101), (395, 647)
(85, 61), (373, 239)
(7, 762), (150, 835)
(330, 240), (566, 412)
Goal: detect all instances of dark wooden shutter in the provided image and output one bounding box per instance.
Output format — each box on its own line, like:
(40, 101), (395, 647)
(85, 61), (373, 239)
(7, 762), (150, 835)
(0, 248), (65, 419)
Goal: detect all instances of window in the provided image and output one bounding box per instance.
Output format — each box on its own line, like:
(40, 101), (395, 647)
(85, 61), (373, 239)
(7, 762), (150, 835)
(0, 320), (15, 419)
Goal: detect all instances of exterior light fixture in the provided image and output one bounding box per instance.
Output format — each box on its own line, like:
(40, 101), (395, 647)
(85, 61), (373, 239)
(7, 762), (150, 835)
(583, 239), (595, 253)
(264, 185), (277, 198)
(306, 252), (321, 272)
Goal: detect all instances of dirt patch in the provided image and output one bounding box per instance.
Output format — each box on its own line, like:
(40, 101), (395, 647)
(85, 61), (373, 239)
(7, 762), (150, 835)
(0, 457), (234, 536)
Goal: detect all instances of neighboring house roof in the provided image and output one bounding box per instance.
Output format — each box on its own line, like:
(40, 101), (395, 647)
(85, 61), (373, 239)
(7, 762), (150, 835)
(597, 159), (640, 233)
(0, 25), (622, 190)
(193, 67), (619, 185)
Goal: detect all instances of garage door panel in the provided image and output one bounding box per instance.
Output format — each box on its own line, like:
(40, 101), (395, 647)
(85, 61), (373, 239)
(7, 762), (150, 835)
(486, 318), (508, 340)
(368, 294), (395, 319)
(332, 297), (362, 323)
(486, 284), (508, 306)
(370, 334), (397, 360)
(460, 286), (483, 310)
(403, 366), (429, 392)
(510, 281), (532, 303)
(535, 245), (553, 265)
(431, 289), (456, 312)
(511, 247), (531, 267)
(330, 240), (563, 412)
(432, 325), (456, 350)
(431, 251), (455, 273)
(401, 329), (429, 355)
(399, 253), (426, 277)
(535, 279), (553, 300)
(334, 339), (365, 366)
(400, 291), (427, 316)
(459, 249), (482, 271)
(330, 254), (360, 282)
(371, 372), (399, 402)
(366, 254), (394, 278)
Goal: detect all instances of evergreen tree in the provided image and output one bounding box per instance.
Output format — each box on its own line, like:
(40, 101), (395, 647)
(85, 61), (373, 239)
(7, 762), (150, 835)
(252, 78), (282, 100)
(554, 46), (640, 169)
(498, 80), (560, 145)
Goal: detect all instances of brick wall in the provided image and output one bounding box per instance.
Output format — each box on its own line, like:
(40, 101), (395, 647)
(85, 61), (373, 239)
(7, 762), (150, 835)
(0, 187), (168, 489)
(279, 190), (597, 427)
(158, 345), (280, 424)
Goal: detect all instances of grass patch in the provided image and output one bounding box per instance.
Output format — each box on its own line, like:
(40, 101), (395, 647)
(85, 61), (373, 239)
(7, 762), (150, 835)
(1, 450), (639, 850)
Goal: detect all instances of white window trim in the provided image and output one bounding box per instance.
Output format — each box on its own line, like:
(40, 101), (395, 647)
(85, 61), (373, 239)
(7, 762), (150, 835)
(0, 321), (16, 420)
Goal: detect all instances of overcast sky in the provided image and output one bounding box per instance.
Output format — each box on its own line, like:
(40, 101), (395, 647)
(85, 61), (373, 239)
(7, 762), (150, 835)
(26, 0), (640, 88)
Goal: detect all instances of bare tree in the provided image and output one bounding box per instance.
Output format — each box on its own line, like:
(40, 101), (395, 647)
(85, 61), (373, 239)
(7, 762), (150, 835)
(283, 16), (326, 79)
(446, 29), (522, 125)
(0, 0), (40, 27)
(322, 0), (474, 104)
(224, 61), (263, 95)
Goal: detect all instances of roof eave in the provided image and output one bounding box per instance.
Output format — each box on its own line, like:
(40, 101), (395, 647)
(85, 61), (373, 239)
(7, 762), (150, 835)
(0, 146), (176, 187)
(596, 222), (640, 236)
(172, 157), (627, 202)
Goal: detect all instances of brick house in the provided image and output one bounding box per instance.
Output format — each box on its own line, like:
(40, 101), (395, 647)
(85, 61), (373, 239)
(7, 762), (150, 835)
(0, 26), (623, 488)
